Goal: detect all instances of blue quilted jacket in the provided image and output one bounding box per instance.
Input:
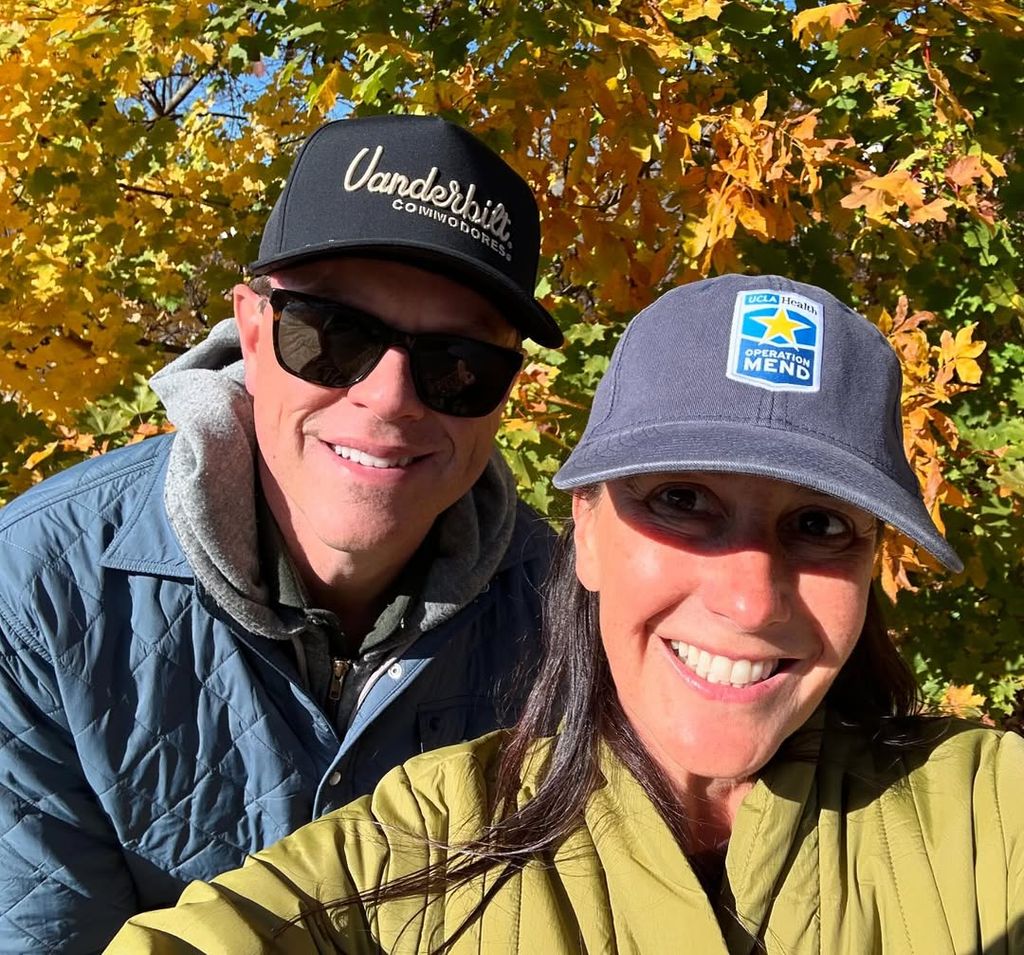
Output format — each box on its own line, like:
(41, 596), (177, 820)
(0, 435), (550, 953)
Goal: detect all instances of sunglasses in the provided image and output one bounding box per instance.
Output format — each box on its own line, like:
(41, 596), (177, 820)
(268, 289), (524, 418)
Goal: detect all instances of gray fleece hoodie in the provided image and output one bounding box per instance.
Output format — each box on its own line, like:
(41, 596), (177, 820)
(149, 318), (521, 719)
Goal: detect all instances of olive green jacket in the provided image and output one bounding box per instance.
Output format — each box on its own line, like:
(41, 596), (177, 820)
(108, 716), (1024, 954)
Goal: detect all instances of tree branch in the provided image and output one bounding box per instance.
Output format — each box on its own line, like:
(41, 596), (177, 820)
(117, 182), (231, 210)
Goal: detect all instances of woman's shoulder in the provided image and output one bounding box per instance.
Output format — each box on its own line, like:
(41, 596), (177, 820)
(899, 717), (1024, 793)
(882, 715), (1022, 770)
(354, 730), (555, 830)
(824, 714), (1024, 813)
(362, 730), (510, 821)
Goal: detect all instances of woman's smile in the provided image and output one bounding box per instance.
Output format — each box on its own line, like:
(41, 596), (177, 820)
(573, 470), (877, 786)
(665, 636), (783, 687)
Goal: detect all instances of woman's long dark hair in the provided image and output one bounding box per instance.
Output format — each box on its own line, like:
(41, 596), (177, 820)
(320, 514), (922, 951)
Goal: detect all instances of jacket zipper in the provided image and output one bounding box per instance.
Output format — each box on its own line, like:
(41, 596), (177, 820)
(328, 658), (350, 702)
(328, 657), (351, 712)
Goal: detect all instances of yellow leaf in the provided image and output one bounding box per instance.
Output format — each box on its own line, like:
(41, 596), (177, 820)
(751, 90), (768, 122)
(736, 200), (768, 238)
(983, 151), (1007, 178)
(313, 64), (343, 116)
(939, 323), (986, 385)
(941, 682), (986, 718)
(670, 0), (724, 22)
(50, 11), (85, 35)
(24, 442), (58, 470)
(792, 2), (862, 47)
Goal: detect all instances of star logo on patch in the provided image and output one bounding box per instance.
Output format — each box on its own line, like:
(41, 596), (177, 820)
(726, 289), (824, 393)
(753, 308), (808, 345)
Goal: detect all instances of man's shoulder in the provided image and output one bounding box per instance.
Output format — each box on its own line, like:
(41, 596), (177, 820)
(501, 499), (556, 572)
(0, 433), (175, 567)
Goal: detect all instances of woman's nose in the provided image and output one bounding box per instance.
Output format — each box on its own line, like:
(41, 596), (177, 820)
(344, 346), (426, 421)
(700, 547), (791, 633)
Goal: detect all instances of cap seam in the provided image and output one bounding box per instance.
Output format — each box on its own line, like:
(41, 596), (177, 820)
(269, 121), (341, 261)
(590, 317), (640, 433)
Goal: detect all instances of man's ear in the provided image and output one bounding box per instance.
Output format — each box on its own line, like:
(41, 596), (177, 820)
(234, 283), (265, 398)
(572, 492), (601, 593)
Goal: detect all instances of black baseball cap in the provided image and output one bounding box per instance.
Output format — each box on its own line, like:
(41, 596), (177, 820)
(555, 274), (962, 572)
(250, 115), (563, 348)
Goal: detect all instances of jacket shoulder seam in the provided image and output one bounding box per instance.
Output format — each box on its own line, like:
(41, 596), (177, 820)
(0, 448), (160, 533)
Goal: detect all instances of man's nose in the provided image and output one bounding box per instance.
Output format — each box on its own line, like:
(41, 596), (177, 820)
(700, 546), (791, 634)
(344, 346), (426, 421)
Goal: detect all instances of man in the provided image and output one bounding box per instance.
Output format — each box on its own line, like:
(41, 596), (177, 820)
(0, 115), (561, 952)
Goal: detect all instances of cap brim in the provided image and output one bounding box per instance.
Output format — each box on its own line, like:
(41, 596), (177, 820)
(249, 240), (563, 348)
(553, 421), (963, 572)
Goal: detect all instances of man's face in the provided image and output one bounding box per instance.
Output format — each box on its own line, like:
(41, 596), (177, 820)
(234, 257), (518, 568)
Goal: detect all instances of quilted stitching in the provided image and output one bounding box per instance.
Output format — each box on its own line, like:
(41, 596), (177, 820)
(0, 436), (549, 954)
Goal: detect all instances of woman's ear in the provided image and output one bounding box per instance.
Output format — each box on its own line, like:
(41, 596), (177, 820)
(234, 284), (265, 398)
(572, 492), (601, 593)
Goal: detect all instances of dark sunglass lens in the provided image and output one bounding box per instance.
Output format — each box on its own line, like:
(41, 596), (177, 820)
(276, 298), (381, 388)
(413, 338), (522, 417)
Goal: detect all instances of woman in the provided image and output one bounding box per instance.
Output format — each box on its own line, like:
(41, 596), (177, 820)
(108, 275), (1023, 953)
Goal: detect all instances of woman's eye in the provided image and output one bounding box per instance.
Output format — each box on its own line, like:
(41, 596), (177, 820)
(648, 485), (713, 516)
(793, 508), (851, 540)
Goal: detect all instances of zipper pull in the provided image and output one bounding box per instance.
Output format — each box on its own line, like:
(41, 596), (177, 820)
(328, 658), (350, 702)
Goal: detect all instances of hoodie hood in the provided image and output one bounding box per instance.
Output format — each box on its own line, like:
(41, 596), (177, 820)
(150, 318), (520, 642)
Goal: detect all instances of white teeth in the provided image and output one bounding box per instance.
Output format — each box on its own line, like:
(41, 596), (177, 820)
(730, 659), (752, 687)
(331, 445), (413, 469)
(707, 655), (732, 685)
(668, 640), (780, 689)
(698, 649), (712, 678)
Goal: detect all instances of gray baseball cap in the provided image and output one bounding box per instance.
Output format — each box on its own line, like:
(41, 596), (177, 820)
(555, 274), (962, 572)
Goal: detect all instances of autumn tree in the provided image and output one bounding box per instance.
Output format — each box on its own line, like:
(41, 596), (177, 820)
(1, 0), (1022, 720)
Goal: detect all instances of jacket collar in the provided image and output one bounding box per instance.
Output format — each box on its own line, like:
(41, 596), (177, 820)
(100, 436), (194, 580)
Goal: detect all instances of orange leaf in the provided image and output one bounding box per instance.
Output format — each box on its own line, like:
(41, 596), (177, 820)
(945, 154), (991, 190)
(942, 683), (986, 717)
(908, 197), (949, 224)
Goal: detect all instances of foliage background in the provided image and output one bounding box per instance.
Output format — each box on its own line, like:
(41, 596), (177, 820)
(1, 0), (1022, 723)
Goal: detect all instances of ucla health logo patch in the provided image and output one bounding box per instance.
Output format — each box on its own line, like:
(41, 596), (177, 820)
(726, 289), (824, 393)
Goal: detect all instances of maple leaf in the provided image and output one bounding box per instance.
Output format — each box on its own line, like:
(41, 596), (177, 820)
(0, 0), (1020, 722)
(945, 155), (992, 190)
(942, 683), (986, 718)
(792, 2), (863, 47)
(908, 197), (950, 224)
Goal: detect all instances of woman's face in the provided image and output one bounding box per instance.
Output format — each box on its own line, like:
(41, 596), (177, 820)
(573, 471), (877, 789)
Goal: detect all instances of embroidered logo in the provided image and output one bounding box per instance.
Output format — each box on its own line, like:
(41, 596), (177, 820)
(726, 289), (823, 392)
(343, 145), (513, 263)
